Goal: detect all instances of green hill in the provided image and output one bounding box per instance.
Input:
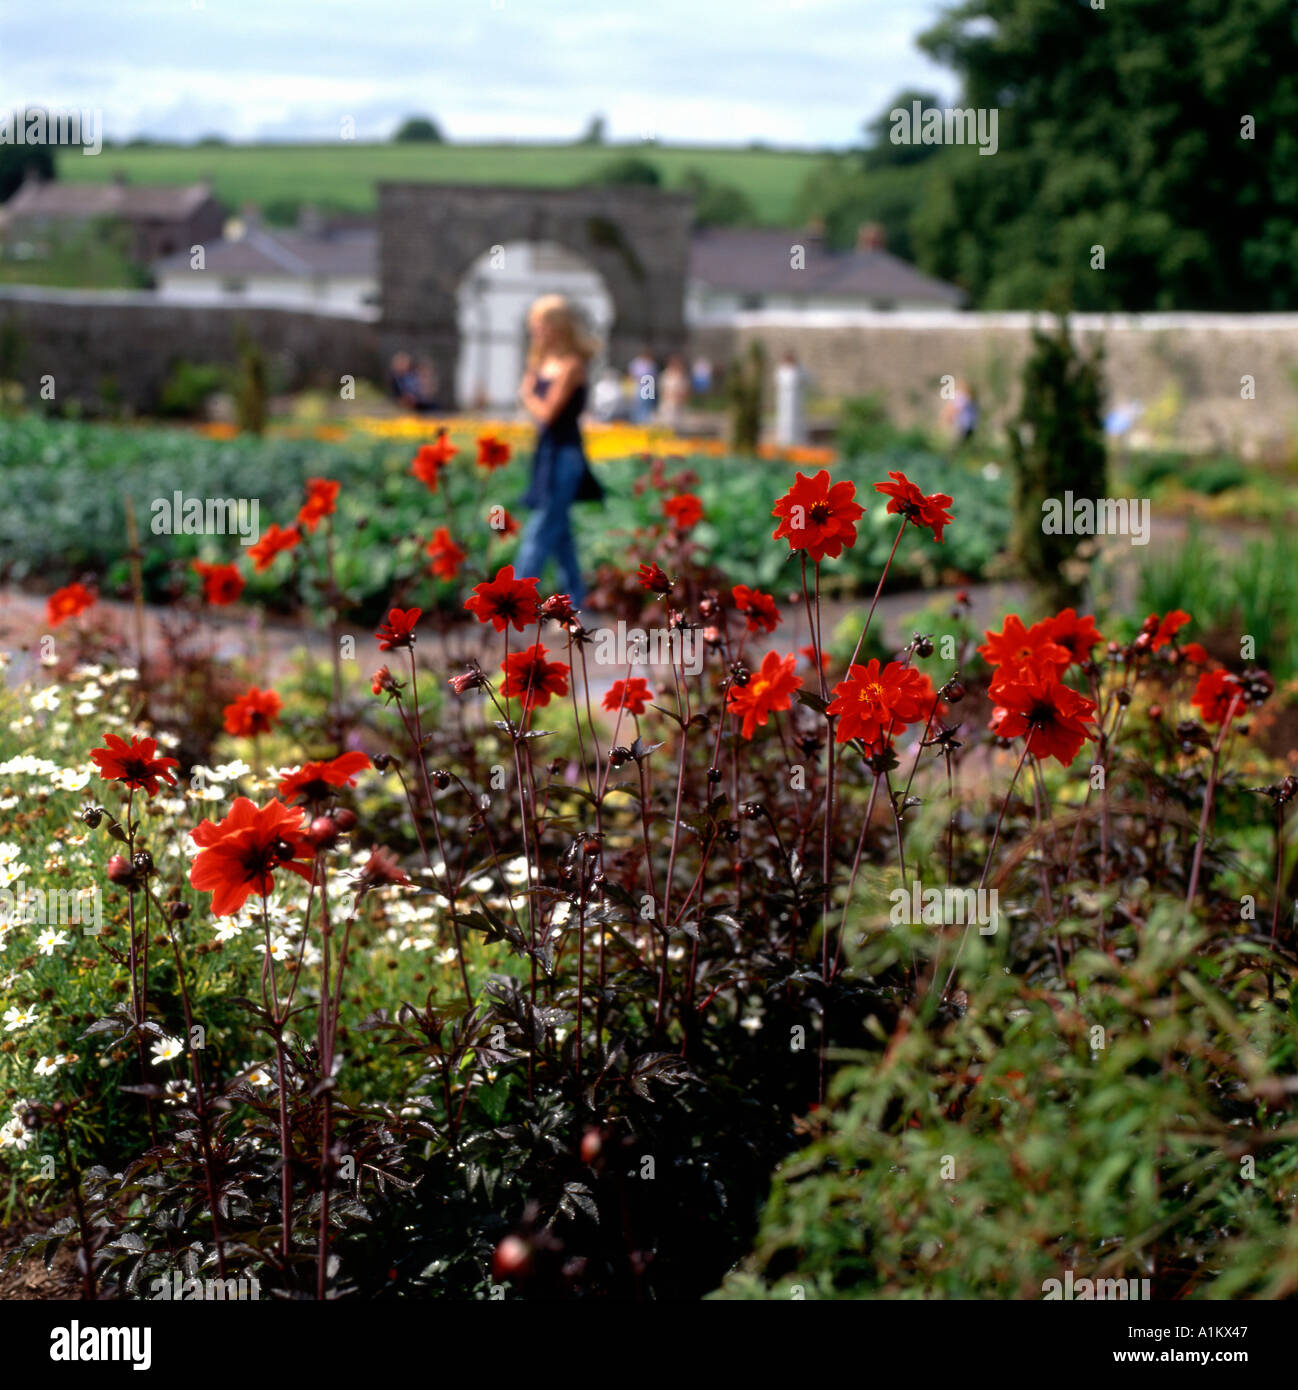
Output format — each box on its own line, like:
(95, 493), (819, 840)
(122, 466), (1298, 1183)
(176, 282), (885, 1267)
(56, 141), (827, 225)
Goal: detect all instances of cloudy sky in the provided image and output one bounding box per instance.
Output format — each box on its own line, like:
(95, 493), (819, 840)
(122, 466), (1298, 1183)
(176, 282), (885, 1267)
(3, 0), (955, 147)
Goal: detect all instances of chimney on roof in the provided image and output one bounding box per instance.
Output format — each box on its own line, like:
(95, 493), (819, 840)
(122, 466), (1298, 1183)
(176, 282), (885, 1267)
(857, 221), (886, 252)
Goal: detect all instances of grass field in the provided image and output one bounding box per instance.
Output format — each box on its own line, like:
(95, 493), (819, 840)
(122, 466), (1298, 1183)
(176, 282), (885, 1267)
(56, 141), (828, 224)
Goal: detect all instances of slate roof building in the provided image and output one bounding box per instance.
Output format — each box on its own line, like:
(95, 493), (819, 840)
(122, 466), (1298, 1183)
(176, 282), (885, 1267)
(0, 173), (225, 263)
(686, 224), (965, 320)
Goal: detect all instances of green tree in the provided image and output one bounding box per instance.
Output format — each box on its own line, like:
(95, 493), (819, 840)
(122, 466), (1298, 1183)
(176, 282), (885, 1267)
(678, 167), (755, 228)
(393, 115), (443, 143)
(0, 114), (55, 202)
(1010, 318), (1106, 611)
(585, 155), (661, 187)
(912, 0), (1298, 309)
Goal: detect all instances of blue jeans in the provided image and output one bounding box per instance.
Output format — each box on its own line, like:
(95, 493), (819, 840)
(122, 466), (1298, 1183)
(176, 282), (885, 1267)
(515, 446), (587, 608)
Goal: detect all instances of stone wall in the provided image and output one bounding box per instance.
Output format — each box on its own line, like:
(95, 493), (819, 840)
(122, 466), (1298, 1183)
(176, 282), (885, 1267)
(0, 287), (381, 413)
(690, 311), (1298, 455)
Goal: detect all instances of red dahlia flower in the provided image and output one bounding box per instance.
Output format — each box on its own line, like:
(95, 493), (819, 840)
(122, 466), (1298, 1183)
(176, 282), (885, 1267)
(637, 562), (673, 594)
(277, 751), (373, 805)
(189, 797), (316, 916)
(826, 659), (931, 746)
(663, 493), (703, 530)
(375, 606), (421, 650)
(248, 524), (301, 572)
(799, 643), (831, 672)
(477, 434), (512, 470)
(46, 582), (96, 627)
(501, 643), (570, 711)
(191, 561), (245, 606)
(771, 469), (864, 563)
(602, 677), (653, 717)
(426, 527), (466, 581)
(988, 668), (1097, 765)
(1190, 669), (1245, 726)
(465, 566), (541, 632)
(90, 733), (180, 797)
(873, 470), (954, 543)
(727, 651), (802, 740)
(297, 477), (340, 533)
(978, 614), (1071, 681)
(223, 686), (282, 738)
(1043, 608), (1103, 666)
(732, 584), (781, 635)
(1147, 609), (1191, 652)
(410, 433), (457, 491)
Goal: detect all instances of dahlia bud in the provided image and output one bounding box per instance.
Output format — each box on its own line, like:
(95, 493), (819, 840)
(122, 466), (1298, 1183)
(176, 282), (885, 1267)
(940, 678), (965, 704)
(80, 805), (103, 829)
(541, 594), (576, 624)
(432, 769), (451, 790)
(449, 667), (487, 695)
(131, 849), (153, 874)
(332, 808), (358, 833)
(493, 1235), (533, 1282)
(370, 665), (402, 697)
(636, 562), (673, 595)
(273, 838), (298, 863)
(703, 625), (722, 649)
(706, 766), (723, 784)
(309, 816), (339, 849)
(698, 591), (720, 621)
(106, 855), (134, 886)
(372, 752), (395, 772)
(609, 746), (632, 769)
(1148, 704), (1163, 720)
(914, 635), (934, 659)
(1116, 687), (1132, 706)
(168, 900), (191, 923)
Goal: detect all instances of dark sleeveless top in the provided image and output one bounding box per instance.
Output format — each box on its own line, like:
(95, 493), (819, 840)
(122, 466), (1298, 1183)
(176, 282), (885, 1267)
(536, 376), (587, 447)
(521, 374), (604, 507)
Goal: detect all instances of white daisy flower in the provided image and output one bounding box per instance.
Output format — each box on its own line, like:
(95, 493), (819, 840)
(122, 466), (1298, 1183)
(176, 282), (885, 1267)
(34, 928), (68, 956)
(31, 687), (60, 712)
(33, 1054), (67, 1076)
(150, 1035), (184, 1064)
(0, 1116), (30, 1150)
(3, 1005), (38, 1032)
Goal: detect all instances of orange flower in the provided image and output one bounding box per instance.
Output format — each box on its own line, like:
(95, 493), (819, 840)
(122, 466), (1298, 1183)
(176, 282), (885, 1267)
(189, 797), (316, 916)
(727, 651), (802, 740)
(771, 469), (864, 563)
(501, 643), (570, 711)
(826, 659), (930, 746)
(663, 493), (703, 530)
(223, 686), (282, 737)
(466, 566), (541, 633)
(477, 434), (512, 470)
(192, 561), (245, 606)
(90, 733), (180, 797)
(988, 668), (1097, 765)
(47, 582), (96, 627)
(602, 677), (653, 717)
(277, 751), (373, 805)
(411, 433), (457, 491)
(978, 614), (1071, 681)
(297, 477), (340, 533)
(426, 527), (465, 581)
(873, 471), (954, 543)
(248, 524), (300, 572)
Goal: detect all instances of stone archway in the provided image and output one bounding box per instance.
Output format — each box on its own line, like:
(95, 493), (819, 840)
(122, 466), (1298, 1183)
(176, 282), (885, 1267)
(455, 240), (614, 411)
(377, 183), (693, 410)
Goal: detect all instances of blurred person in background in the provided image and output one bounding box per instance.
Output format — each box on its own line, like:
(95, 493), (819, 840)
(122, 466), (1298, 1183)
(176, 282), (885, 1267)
(628, 347), (657, 423)
(515, 294), (604, 608)
(659, 353), (690, 431)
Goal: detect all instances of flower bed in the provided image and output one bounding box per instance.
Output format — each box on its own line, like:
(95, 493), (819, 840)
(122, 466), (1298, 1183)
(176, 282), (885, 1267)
(0, 445), (1294, 1301)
